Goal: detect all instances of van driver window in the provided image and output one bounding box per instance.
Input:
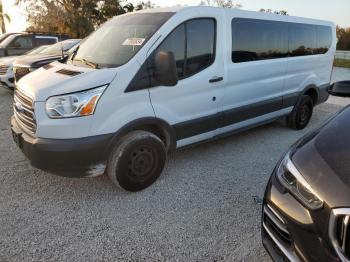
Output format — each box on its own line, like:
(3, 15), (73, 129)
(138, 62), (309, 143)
(127, 18), (216, 91)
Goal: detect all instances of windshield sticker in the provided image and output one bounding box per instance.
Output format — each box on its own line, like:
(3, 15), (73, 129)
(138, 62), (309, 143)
(122, 38), (145, 46)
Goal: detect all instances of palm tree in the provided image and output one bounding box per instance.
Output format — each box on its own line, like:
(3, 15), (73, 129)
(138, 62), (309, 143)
(0, 1), (11, 34)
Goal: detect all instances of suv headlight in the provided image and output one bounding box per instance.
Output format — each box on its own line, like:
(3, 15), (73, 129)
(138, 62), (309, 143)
(46, 85), (107, 118)
(276, 151), (324, 210)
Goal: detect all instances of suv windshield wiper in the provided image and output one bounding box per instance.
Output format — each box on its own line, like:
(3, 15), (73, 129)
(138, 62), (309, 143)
(74, 57), (100, 69)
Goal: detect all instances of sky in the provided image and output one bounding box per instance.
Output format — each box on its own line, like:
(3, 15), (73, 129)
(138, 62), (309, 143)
(3, 0), (350, 33)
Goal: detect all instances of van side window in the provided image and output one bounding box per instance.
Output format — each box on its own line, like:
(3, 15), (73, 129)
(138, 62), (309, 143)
(155, 18), (215, 79)
(315, 26), (332, 54)
(232, 19), (288, 63)
(126, 18), (216, 92)
(232, 19), (333, 62)
(289, 24), (316, 56)
(185, 19), (215, 76)
(155, 24), (186, 78)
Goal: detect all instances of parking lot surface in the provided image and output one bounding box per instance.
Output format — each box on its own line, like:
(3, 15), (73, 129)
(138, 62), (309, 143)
(0, 68), (349, 261)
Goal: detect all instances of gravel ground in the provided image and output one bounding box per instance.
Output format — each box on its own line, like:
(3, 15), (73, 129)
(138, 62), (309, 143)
(0, 68), (349, 262)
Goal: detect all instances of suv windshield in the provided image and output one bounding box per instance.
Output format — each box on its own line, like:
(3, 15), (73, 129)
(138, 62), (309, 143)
(41, 40), (80, 55)
(25, 45), (48, 55)
(0, 34), (21, 47)
(0, 33), (16, 44)
(72, 12), (174, 68)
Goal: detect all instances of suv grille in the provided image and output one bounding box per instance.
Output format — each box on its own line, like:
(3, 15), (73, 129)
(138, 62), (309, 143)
(14, 67), (31, 82)
(13, 88), (36, 134)
(329, 209), (350, 261)
(263, 204), (292, 245)
(0, 64), (9, 75)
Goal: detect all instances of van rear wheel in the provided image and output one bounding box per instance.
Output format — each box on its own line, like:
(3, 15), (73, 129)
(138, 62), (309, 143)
(107, 131), (166, 192)
(287, 95), (314, 130)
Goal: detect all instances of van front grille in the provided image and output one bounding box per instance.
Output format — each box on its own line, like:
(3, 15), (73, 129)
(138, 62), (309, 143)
(329, 209), (350, 261)
(14, 67), (31, 82)
(13, 88), (36, 134)
(0, 64), (9, 75)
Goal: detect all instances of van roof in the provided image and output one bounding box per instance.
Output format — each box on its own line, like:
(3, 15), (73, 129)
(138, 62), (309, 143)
(135, 6), (334, 27)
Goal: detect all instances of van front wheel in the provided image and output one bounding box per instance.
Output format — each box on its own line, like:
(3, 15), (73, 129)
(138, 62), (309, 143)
(107, 131), (166, 191)
(287, 95), (314, 130)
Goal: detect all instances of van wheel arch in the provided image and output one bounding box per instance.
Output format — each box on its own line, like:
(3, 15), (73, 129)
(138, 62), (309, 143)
(302, 85), (319, 105)
(107, 118), (176, 154)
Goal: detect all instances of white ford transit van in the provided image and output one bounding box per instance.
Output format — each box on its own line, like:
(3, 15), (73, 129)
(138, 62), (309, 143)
(11, 7), (336, 191)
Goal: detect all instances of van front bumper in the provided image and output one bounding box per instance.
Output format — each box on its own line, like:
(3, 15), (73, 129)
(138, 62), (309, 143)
(262, 172), (338, 262)
(11, 116), (114, 177)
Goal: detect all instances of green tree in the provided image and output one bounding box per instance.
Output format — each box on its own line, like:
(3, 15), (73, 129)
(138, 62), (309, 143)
(16, 0), (135, 38)
(337, 26), (350, 50)
(0, 2), (11, 33)
(135, 1), (155, 10)
(259, 8), (288, 15)
(99, 0), (135, 23)
(199, 0), (242, 8)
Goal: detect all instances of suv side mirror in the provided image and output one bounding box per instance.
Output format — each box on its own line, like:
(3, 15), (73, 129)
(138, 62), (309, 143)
(328, 81), (350, 97)
(154, 51), (178, 87)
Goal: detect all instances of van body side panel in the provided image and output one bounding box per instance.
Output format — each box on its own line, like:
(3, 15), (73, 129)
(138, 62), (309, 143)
(89, 60), (156, 137)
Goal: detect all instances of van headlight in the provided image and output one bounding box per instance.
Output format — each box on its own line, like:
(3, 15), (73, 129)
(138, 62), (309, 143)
(46, 85), (107, 118)
(276, 151), (323, 210)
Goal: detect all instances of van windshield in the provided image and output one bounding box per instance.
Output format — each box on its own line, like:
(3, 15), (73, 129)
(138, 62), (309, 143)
(71, 12), (174, 68)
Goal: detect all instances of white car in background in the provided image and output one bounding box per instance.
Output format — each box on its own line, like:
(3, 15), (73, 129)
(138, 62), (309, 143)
(0, 45), (49, 90)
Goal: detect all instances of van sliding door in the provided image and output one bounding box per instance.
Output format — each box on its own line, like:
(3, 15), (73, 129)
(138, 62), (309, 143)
(218, 18), (288, 134)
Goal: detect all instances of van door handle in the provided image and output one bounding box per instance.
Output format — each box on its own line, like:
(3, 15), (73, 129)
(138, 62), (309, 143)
(209, 76), (223, 83)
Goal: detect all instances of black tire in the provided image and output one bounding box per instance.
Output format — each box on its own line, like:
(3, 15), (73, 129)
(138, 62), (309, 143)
(287, 95), (314, 130)
(107, 130), (166, 192)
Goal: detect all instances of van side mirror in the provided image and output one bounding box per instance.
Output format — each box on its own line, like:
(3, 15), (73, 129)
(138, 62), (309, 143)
(328, 81), (350, 97)
(154, 51), (178, 86)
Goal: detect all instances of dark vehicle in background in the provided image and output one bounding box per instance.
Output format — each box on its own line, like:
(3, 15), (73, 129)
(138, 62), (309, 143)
(0, 45), (50, 90)
(262, 81), (350, 261)
(13, 39), (81, 83)
(0, 32), (70, 57)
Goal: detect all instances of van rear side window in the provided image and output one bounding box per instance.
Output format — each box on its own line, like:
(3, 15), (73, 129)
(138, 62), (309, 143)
(232, 18), (332, 63)
(315, 26), (332, 54)
(232, 19), (288, 63)
(289, 23), (316, 56)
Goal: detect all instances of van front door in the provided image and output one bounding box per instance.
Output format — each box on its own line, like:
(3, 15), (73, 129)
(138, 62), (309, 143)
(148, 11), (225, 147)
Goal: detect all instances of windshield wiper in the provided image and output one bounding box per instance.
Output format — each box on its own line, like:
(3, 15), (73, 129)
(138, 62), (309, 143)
(74, 57), (100, 69)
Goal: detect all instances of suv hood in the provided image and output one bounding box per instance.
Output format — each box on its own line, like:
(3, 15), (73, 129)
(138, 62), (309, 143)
(17, 61), (117, 101)
(0, 56), (18, 65)
(292, 106), (350, 208)
(13, 53), (64, 68)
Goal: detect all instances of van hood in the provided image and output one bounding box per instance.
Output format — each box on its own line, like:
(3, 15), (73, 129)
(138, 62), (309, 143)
(17, 61), (117, 101)
(292, 106), (350, 208)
